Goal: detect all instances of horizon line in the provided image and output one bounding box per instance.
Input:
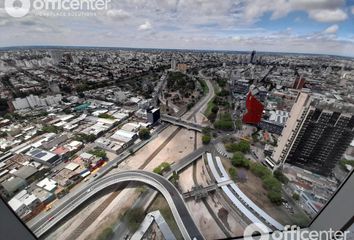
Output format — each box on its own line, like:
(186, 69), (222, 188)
(0, 44), (353, 59)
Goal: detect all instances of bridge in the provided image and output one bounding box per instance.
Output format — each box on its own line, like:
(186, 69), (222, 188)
(30, 139), (223, 239)
(161, 114), (209, 132)
(30, 171), (204, 240)
(182, 180), (234, 201)
(182, 185), (217, 201)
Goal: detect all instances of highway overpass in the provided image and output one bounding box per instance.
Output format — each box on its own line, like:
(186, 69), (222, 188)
(161, 114), (208, 132)
(30, 171), (204, 240)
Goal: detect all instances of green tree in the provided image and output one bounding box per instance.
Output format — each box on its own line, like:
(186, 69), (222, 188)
(231, 152), (250, 169)
(138, 128), (151, 140)
(202, 127), (212, 135)
(88, 148), (107, 159)
(211, 106), (219, 114)
(225, 140), (250, 153)
(217, 89), (230, 96)
(250, 163), (271, 179)
(96, 227), (113, 240)
(202, 135), (211, 144)
(153, 162), (171, 175)
(268, 190), (283, 205)
(98, 113), (115, 119)
(0, 132), (7, 138)
(235, 119), (242, 130)
(74, 133), (96, 143)
(214, 120), (234, 131)
(125, 208), (145, 232)
(187, 102), (194, 110)
(237, 140), (250, 153)
(229, 167), (237, 180)
(263, 175), (281, 191)
(293, 193), (300, 201)
(170, 171), (180, 185)
(274, 169), (289, 184)
(42, 125), (62, 134)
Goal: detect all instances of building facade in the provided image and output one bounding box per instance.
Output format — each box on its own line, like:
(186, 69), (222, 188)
(272, 93), (354, 176)
(242, 92), (264, 125)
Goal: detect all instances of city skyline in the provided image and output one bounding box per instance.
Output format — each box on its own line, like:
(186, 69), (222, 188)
(1, 0), (354, 57)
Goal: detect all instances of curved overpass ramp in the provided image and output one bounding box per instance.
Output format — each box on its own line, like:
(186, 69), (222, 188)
(31, 171), (204, 240)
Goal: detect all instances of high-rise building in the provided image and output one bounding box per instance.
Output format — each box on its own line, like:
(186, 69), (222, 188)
(242, 91), (264, 125)
(292, 75), (306, 90)
(272, 93), (354, 176)
(171, 58), (176, 70)
(250, 50), (256, 64)
(147, 108), (161, 125)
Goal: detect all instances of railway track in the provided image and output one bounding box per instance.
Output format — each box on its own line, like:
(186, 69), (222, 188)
(191, 116), (232, 238)
(64, 187), (123, 240)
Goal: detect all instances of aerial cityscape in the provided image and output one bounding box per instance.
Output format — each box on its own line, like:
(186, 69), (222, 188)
(0, 1), (354, 240)
(0, 47), (353, 240)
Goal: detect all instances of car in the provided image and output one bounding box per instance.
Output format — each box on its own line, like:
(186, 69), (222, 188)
(48, 216), (55, 221)
(45, 205), (52, 211)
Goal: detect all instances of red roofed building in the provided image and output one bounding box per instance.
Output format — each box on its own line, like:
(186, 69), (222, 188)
(243, 92), (264, 125)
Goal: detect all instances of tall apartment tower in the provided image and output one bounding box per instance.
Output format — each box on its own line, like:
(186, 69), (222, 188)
(171, 58), (176, 70)
(250, 50), (256, 64)
(272, 93), (354, 176)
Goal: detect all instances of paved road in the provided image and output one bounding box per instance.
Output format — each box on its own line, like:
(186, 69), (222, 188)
(27, 123), (168, 227)
(184, 74), (215, 121)
(30, 69), (216, 238)
(30, 171), (204, 240)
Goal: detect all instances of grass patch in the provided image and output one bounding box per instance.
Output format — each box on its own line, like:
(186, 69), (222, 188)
(148, 194), (183, 239)
(96, 227), (113, 240)
(125, 208), (145, 232)
(204, 97), (216, 116)
(198, 79), (209, 95)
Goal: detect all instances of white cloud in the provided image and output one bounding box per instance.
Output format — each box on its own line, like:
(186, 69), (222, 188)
(309, 9), (347, 22)
(351, 6), (354, 14)
(323, 24), (339, 34)
(138, 21), (152, 30)
(243, 0), (347, 23)
(106, 9), (130, 20)
(0, 0), (354, 56)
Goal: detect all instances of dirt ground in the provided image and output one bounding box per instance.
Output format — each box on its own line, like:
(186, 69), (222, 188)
(80, 186), (141, 240)
(117, 125), (180, 171)
(201, 156), (245, 237)
(46, 125), (204, 240)
(144, 128), (196, 172)
(45, 192), (111, 240)
(178, 161), (226, 240)
(229, 162), (305, 226)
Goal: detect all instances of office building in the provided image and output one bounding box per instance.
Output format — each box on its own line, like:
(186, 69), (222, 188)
(293, 75), (306, 90)
(250, 50), (256, 64)
(11, 94), (62, 110)
(259, 110), (289, 134)
(171, 58), (176, 70)
(272, 93), (354, 176)
(147, 108), (160, 124)
(25, 148), (60, 166)
(243, 92), (264, 125)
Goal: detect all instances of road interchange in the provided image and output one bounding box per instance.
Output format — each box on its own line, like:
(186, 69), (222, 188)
(31, 170), (204, 240)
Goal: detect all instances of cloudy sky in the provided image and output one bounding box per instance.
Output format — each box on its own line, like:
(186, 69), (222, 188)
(1, 0), (354, 56)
